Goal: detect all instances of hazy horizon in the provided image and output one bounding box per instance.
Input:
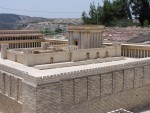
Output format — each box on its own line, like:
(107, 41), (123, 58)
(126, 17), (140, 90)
(0, 0), (102, 18)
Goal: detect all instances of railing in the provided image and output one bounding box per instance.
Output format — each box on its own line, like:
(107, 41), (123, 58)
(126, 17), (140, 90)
(121, 44), (150, 58)
(104, 43), (150, 58)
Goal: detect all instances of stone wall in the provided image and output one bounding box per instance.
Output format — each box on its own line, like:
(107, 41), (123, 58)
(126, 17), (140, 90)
(4, 44), (121, 66)
(33, 51), (71, 65)
(71, 45), (121, 61)
(7, 50), (25, 64)
(0, 71), (23, 113)
(35, 64), (150, 113)
(0, 58), (150, 113)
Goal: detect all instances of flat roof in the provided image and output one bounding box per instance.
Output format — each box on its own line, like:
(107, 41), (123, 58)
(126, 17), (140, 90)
(0, 30), (40, 32)
(0, 34), (43, 37)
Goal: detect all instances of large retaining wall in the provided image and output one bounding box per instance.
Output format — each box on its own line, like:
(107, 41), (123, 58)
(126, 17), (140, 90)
(0, 58), (150, 113)
(0, 71), (23, 113)
(35, 65), (150, 113)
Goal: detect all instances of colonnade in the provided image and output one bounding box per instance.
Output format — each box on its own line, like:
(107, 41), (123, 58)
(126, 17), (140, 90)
(0, 36), (41, 41)
(122, 47), (150, 58)
(9, 42), (41, 49)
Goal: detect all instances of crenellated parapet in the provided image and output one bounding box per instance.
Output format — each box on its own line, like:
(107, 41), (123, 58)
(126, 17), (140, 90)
(35, 57), (150, 85)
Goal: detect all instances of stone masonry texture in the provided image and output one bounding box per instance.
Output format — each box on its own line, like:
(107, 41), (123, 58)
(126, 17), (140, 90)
(1, 65), (150, 113)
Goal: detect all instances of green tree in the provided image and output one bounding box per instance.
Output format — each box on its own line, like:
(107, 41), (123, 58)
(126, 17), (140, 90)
(102, 0), (128, 26)
(131, 0), (150, 26)
(55, 27), (62, 33)
(41, 28), (53, 35)
(143, 20), (149, 27)
(81, 11), (91, 24)
(89, 2), (97, 24)
(81, 2), (98, 25)
(82, 0), (129, 26)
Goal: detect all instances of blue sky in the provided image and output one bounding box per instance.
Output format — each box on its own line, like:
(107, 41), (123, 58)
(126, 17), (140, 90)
(0, 0), (103, 18)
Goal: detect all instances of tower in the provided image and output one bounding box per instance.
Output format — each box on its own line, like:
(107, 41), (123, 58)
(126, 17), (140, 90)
(68, 26), (105, 49)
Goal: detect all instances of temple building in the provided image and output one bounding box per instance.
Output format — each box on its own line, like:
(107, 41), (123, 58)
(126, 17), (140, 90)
(68, 26), (104, 49)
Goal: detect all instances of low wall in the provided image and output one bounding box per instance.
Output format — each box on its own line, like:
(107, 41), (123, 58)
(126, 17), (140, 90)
(71, 45), (121, 62)
(33, 51), (71, 65)
(7, 50), (24, 64)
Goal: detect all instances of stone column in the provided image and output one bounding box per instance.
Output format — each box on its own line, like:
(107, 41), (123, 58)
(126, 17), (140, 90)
(144, 50), (145, 58)
(138, 50), (140, 58)
(22, 43), (24, 48)
(124, 48), (127, 57)
(122, 48), (124, 56)
(130, 49), (132, 57)
(69, 31), (74, 45)
(131, 49), (133, 57)
(97, 32), (99, 48)
(137, 49), (139, 58)
(141, 50), (143, 58)
(133, 49), (135, 58)
(133, 49), (135, 57)
(10, 44), (12, 49)
(147, 50), (149, 57)
(129, 49), (131, 57)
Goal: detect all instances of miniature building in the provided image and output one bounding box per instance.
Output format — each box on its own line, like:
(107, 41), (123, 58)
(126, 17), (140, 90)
(1, 26), (122, 67)
(68, 26), (104, 49)
(0, 30), (44, 49)
(0, 26), (150, 113)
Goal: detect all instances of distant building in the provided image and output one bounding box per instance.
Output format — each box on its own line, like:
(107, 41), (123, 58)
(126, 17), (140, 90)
(0, 30), (44, 50)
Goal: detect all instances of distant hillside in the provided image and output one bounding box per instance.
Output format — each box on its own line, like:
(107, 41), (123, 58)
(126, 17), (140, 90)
(0, 13), (83, 30)
(0, 14), (51, 30)
(24, 18), (83, 30)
